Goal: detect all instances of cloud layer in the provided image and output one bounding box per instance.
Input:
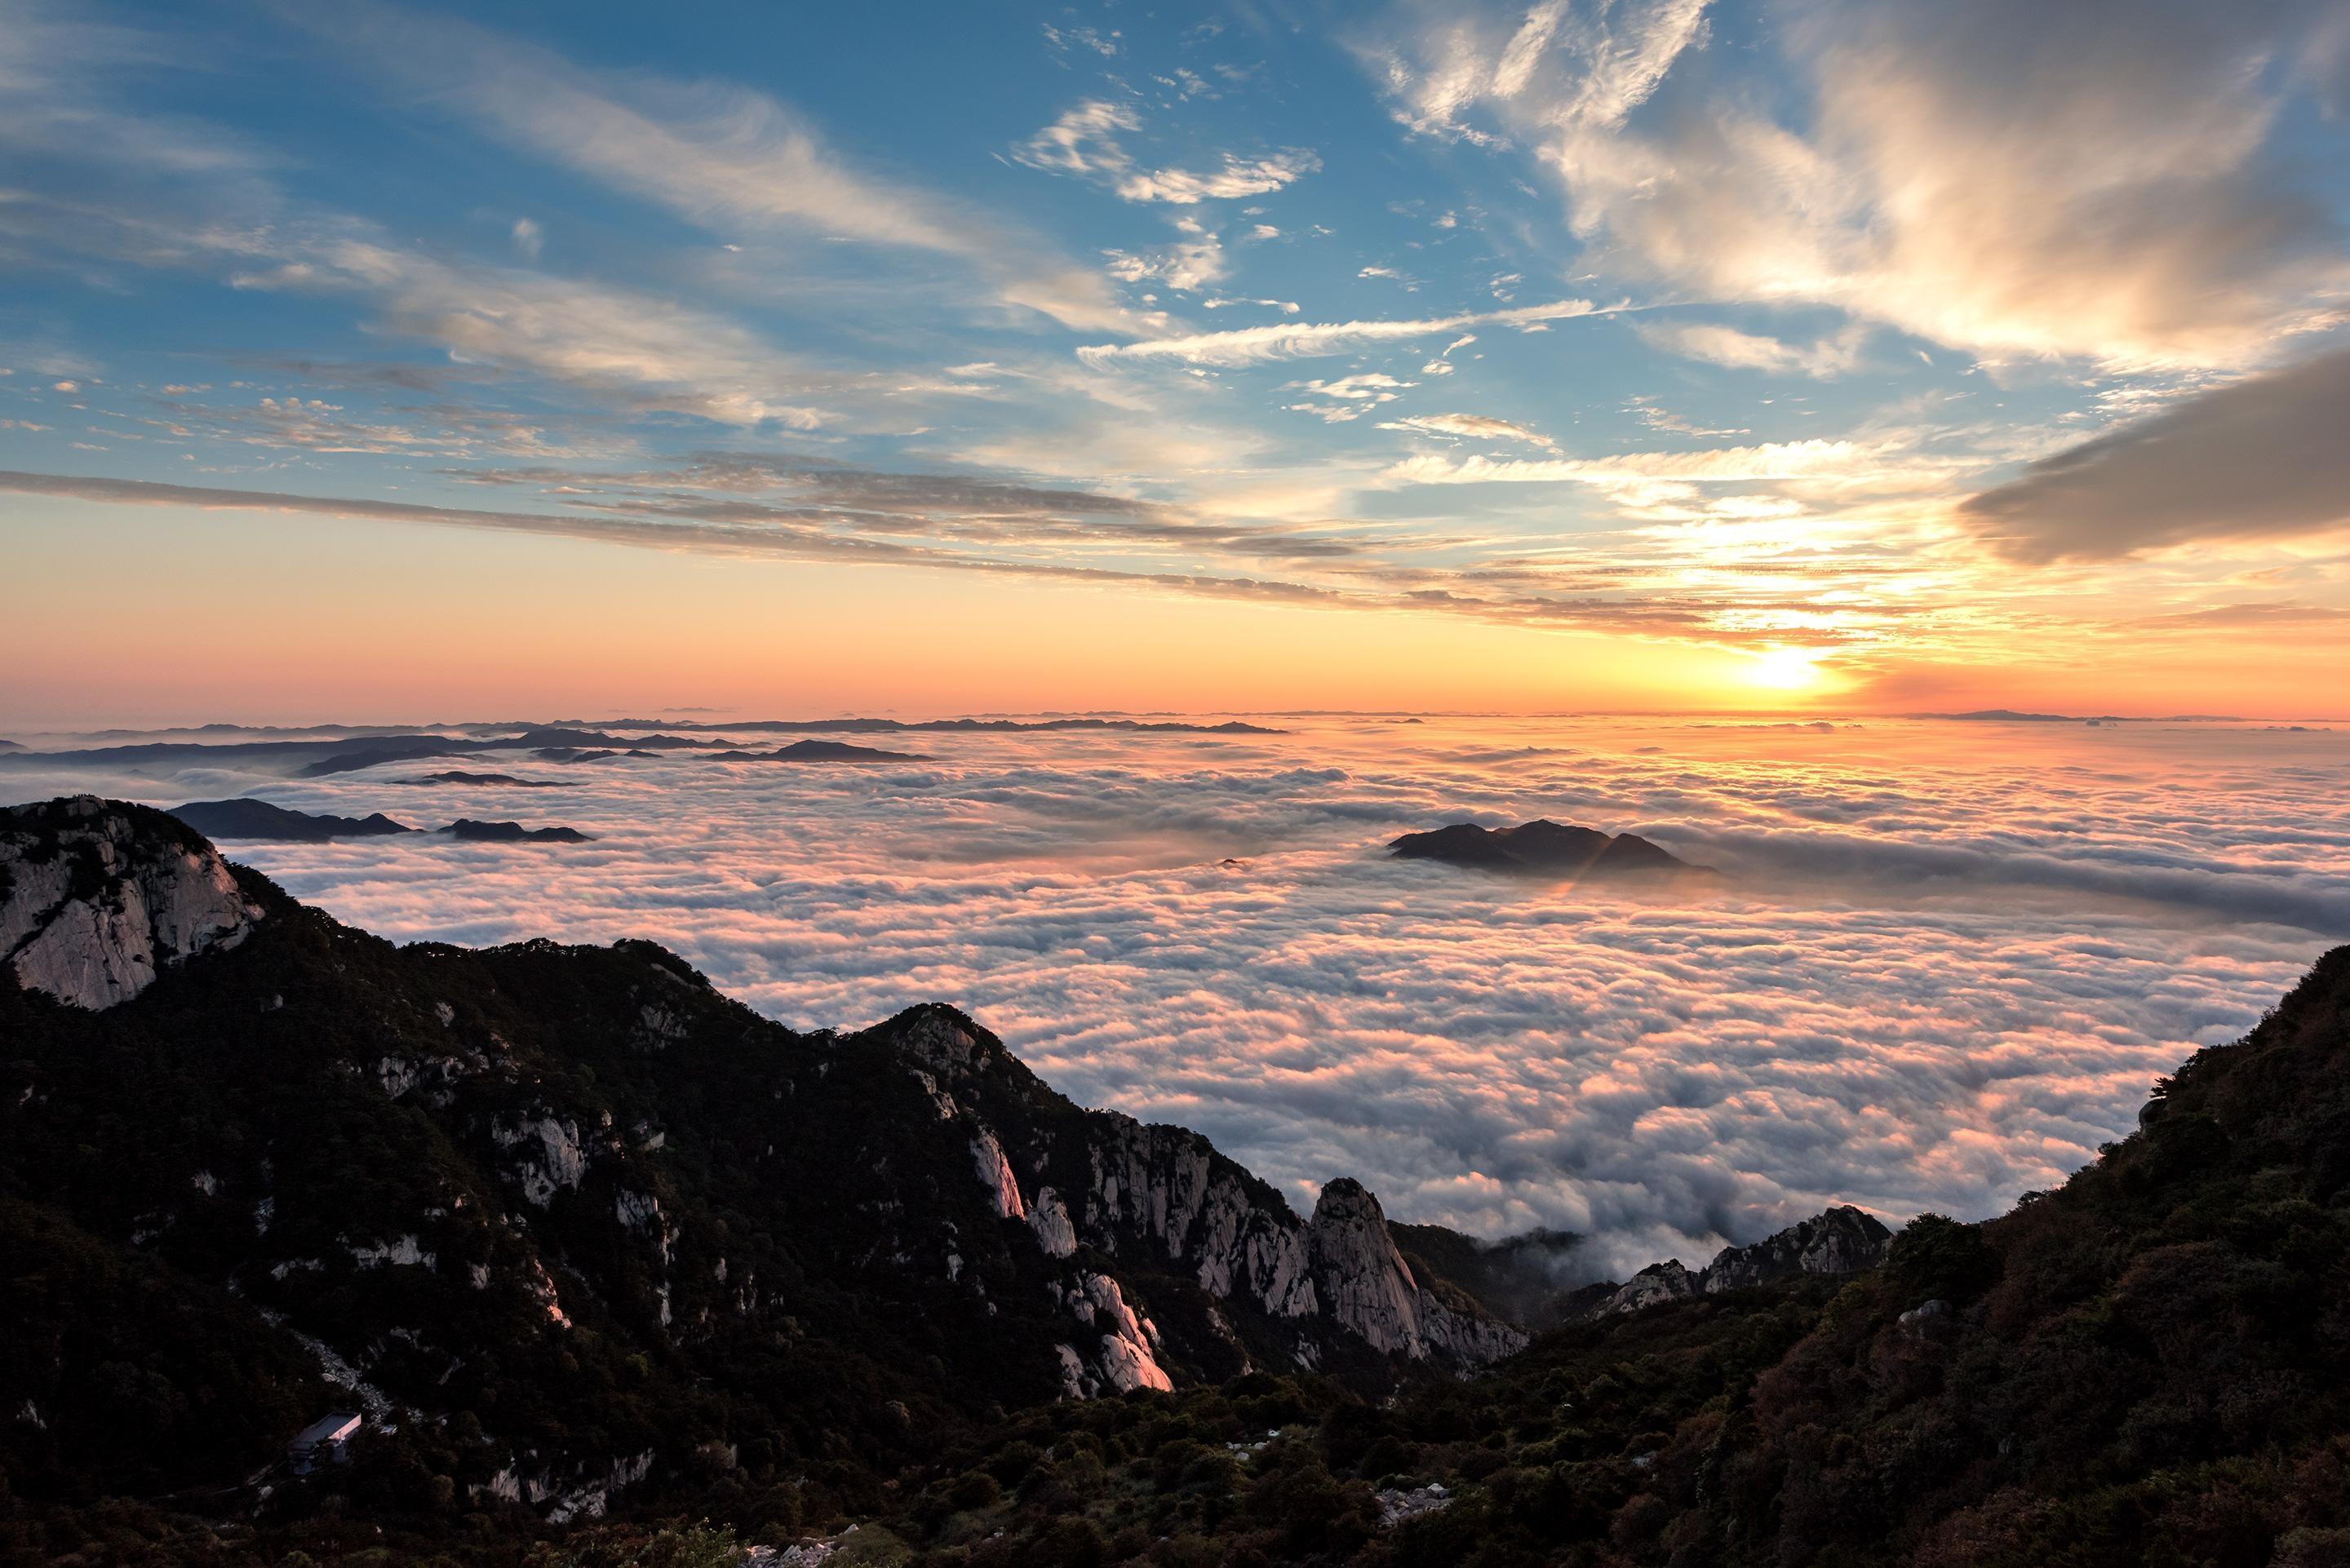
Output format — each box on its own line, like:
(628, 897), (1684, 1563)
(10, 715), (2340, 1278)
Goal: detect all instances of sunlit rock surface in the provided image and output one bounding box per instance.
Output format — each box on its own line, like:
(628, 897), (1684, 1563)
(2, 795), (262, 1008)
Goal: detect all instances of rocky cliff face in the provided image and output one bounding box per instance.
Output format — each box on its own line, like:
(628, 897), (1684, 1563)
(1597, 1205), (1892, 1315)
(1, 799), (1529, 1518)
(870, 1004), (1525, 1393)
(1307, 1179), (1528, 1362)
(1, 795), (263, 1009)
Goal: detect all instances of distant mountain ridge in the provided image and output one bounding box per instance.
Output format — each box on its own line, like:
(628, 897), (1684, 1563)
(0, 715), (1282, 781)
(706, 740), (931, 762)
(166, 800), (592, 844)
(171, 798), (417, 842)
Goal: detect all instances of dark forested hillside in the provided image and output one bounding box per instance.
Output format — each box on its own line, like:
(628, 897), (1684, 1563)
(7, 797), (2350, 1566)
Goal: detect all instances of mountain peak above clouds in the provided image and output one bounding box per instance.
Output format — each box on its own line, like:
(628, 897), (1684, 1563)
(1390, 818), (1709, 879)
(170, 798), (416, 842)
(2, 795), (266, 1008)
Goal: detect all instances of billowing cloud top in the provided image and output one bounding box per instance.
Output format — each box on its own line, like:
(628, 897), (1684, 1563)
(11, 715), (2343, 1275)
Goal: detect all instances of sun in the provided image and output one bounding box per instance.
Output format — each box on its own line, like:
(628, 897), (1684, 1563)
(1745, 646), (1825, 691)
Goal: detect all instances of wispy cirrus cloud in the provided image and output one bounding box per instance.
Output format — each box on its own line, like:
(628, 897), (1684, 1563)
(1377, 412), (1559, 450)
(231, 235), (831, 429)
(1013, 99), (1322, 205)
(1384, 438), (1898, 486)
(282, 2), (1140, 334)
(1375, 0), (1709, 144)
(1636, 320), (1866, 378)
(0, 467), (1925, 651)
(1104, 218), (1228, 293)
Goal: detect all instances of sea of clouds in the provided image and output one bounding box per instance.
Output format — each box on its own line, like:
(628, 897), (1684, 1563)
(10, 715), (2346, 1279)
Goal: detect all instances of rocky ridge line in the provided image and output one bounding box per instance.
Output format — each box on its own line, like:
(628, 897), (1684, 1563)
(1596, 1204), (1892, 1314)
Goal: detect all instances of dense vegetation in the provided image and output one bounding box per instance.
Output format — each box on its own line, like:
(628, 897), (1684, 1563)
(8, 803), (2350, 1565)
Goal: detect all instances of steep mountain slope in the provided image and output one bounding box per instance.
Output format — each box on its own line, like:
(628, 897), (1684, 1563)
(0, 798), (1523, 1529)
(829, 945), (2350, 1567)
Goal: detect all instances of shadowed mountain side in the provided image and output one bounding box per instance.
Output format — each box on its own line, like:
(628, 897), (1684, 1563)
(1390, 820), (1714, 879)
(1386, 1224), (1587, 1329)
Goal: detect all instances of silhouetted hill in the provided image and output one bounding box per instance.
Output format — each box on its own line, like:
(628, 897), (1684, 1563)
(707, 741), (931, 763)
(444, 818), (594, 843)
(401, 772), (561, 788)
(170, 798), (417, 842)
(1390, 820), (1708, 879)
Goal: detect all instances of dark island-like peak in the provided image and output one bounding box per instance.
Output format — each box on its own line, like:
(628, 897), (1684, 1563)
(443, 818), (593, 843)
(168, 798), (416, 842)
(710, 739), (931, 762)
(398, 771), (561, 788)
(1390, 818), (1707, 878)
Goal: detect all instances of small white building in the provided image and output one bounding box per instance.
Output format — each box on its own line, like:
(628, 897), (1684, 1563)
(288, 1411), (362, 1475)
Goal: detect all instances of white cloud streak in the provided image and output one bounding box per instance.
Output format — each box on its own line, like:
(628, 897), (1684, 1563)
(1636, 320), (1865, 377)
(1385, 438), (1891, 485)
(1079, 298), (1598, 367)
(1377, 412), (1559, 449)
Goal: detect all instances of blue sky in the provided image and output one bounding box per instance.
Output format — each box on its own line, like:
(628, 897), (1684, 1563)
(4, 0), (2349, 720)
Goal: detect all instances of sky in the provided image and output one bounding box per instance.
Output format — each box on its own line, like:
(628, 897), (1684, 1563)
(10, 714), (2343, 1273)
(4, 0), (2350, 723)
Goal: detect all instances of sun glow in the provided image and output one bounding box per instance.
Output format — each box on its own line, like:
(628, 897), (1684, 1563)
(1745, 646), (1825, 690)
